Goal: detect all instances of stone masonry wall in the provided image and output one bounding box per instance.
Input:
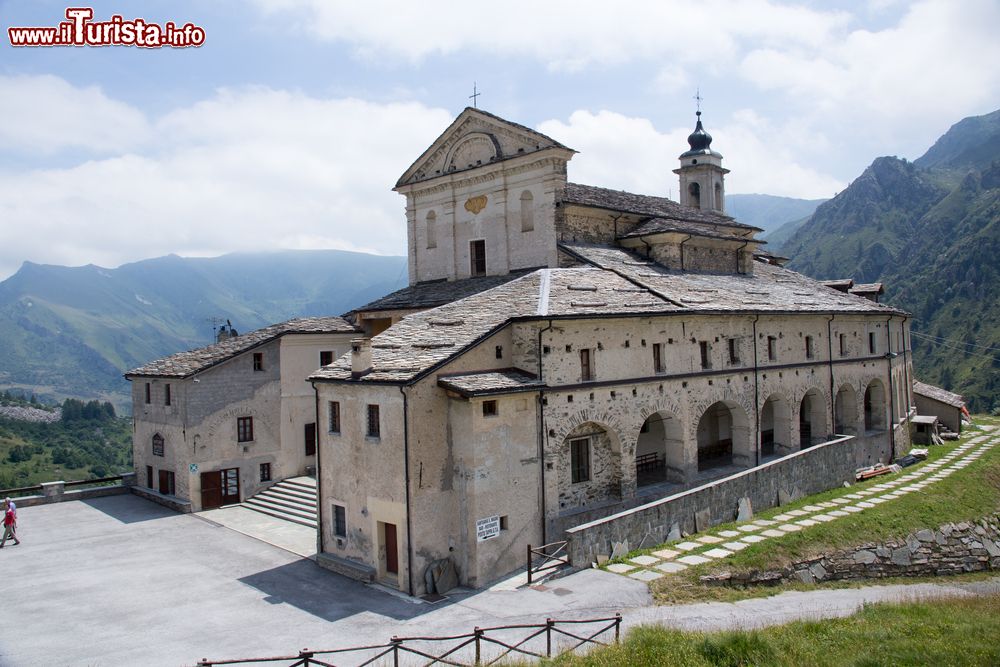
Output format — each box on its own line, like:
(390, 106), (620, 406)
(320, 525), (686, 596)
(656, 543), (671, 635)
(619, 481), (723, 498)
(703, 515), (1000, 587)
(564, 432), (883, 565)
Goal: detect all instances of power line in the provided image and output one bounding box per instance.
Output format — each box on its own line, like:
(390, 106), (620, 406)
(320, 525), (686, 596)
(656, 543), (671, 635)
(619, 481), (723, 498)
(911, 331), (1000, 362)
(911, 330), (1000, 353)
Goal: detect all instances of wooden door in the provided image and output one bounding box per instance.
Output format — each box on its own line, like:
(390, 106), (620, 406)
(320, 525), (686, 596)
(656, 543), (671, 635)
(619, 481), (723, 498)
(304, 422), (317, 457)
(384, 523), (398, 574)
(158, 470), (174, 495)
(220, 468), (240, 505)
(201, 471), (223, 509)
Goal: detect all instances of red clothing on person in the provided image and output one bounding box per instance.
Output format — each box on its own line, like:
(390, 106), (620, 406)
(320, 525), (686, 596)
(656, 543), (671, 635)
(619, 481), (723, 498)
(4, 508), (14, 527)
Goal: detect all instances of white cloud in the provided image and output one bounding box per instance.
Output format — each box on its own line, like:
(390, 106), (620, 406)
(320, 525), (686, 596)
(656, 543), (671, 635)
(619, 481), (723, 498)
(539, 109), (844, 201)
(251, 0), (849, 70)
(0, 82), (453, 279)
(0, 74), (150, 154)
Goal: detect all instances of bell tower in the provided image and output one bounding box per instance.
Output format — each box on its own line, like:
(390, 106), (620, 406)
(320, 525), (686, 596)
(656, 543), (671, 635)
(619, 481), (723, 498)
(673, 110), (729, 213)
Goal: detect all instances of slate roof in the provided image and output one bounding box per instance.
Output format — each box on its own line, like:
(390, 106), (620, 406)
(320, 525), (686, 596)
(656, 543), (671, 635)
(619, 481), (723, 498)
(437, 369), (545, 397)
(562, 183), (762, 231)
(913, 381), (965, 408)
(822, 279), (855, 291)
(560, 244), (906, 315)
(126, 317), (359, 379)
(850, 282), (885, 296)
(352, 271), (533, 314)
(620, 217), (764, 244)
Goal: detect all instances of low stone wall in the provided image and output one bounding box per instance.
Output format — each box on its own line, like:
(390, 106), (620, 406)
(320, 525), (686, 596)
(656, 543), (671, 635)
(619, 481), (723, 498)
(11, 474), (136, 508)
(129, 485), (193, 513)
(702, 516), (1000, 587)
(565, 433), (884, 565)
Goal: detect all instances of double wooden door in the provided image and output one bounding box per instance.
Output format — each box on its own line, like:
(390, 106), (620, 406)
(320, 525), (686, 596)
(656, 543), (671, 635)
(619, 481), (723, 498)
(200, 468), (240, 509)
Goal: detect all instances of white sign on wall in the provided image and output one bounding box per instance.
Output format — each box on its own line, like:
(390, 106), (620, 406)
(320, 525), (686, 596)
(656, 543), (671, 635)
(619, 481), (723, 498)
(476, 515), (500, 542)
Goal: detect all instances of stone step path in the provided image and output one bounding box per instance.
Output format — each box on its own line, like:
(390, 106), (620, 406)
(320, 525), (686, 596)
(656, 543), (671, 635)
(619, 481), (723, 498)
(606, 424), (999, 583)
(242, 476), (317, 528)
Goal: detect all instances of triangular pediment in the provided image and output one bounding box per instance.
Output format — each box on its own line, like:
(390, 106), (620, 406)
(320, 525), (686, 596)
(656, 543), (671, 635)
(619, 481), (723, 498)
(395, 107), (574, 189)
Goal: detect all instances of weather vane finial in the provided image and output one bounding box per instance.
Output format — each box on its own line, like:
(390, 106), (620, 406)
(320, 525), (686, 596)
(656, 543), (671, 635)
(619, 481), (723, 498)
(693, 87), (703, 116)
(469, 82), (481, 109)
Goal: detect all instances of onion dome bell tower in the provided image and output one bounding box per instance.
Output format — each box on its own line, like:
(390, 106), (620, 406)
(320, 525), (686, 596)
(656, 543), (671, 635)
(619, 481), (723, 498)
(673, 110), (729, 213)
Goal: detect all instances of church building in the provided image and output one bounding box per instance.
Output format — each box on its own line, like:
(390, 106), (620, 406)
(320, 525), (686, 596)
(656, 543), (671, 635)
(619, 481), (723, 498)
(310, 107), (915, 595)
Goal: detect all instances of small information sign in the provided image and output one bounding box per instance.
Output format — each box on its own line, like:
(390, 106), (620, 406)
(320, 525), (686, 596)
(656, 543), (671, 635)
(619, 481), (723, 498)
(476, 515), (500, 541)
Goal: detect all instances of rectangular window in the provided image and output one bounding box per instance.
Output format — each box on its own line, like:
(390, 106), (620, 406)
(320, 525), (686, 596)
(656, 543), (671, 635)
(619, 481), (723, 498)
(728, 338), (740, 365)
(580, 348), (593, 381)
(699, 341), (711, 369)
(839, 334), (847, 357)
(333, 503), (347, 538)
(767, 336), (777, 362)
(144, 382), (151, 404)
(253, 352), (264, 371)
(328, 401), (341, 434)
(304, 422), (316, 457)
(320, 350), (334, 366)
(570, 437), (591, 484)
(237, 416), (254, 442)
(482, 399), (498, 417)
(869, 332), (877, 355)
(366, 404), (380, 438)
(805, 335), (815, 359)
(470, 239), (486, 276)
(259, 462), (271, 482)
(164, 383), (171, 406)
(146, 465), (153, 489)
(653, 343), (664, 374)
(499, 515), (509, 530)
(495, 345), (503, 359)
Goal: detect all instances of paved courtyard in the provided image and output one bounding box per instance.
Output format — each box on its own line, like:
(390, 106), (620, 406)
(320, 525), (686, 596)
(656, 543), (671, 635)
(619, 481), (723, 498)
(2, 463), (998, 665)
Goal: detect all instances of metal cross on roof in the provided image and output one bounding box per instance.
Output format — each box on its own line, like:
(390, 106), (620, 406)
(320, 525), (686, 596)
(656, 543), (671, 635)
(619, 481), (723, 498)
(469, 82), (481, 108)
(693, 88), (703, 114)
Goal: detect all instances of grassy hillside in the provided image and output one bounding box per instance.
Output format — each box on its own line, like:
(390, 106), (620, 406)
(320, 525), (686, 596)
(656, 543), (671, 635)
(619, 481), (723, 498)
(0, 249), (407, 409)
(780, 109), (1000, 411)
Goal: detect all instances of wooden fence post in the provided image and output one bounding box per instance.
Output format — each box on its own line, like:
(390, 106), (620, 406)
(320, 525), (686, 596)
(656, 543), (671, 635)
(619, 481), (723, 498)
(474, 626), (483, 664)
(526, 543), (533, 584)
(391, 636), (401, 667)
(615, 613), (622, 643)
(546, 618), (554, 657)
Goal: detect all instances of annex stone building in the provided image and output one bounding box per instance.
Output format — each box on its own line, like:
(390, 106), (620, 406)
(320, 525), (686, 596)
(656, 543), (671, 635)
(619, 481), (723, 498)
(309, 108), (916, 595)
(127, 317), (358, 511)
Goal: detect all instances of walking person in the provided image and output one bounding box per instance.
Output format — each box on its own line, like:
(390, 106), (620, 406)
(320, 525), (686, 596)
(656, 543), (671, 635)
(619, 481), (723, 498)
(1, 498), (18, 547)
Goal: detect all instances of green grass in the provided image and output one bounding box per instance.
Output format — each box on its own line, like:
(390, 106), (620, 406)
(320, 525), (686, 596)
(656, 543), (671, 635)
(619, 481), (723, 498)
(601, 416), (1000, 604)
(546, 593), (1000, 666)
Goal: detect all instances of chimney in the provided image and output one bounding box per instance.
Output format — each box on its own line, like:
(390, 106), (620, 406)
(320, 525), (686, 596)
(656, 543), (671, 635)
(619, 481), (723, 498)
(351, 338), (372, 378)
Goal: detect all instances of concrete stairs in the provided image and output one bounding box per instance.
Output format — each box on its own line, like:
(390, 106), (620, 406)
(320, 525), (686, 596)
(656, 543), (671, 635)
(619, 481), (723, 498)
(242, 476), (317, 528)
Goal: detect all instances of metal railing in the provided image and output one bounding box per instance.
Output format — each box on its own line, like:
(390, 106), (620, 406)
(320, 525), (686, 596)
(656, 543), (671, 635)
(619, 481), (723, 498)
(526, 540), (570, 585)
(195, 614), (622, 666)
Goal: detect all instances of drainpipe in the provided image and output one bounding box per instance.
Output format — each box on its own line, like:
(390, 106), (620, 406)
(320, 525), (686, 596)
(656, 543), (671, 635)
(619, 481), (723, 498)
(751, 314), (760, 466)
(313, 381), (324, 554)
(901, 316), (910, 414)
(536, 319), (553, 545)
(886, 316), (896, 461)
(826, 314), (836, 439)
(679, 235), (692, 271)
(398, 384), (415, 597)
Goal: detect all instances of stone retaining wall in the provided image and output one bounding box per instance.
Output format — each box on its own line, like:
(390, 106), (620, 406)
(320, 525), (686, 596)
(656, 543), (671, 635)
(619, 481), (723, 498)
(565, 433), (884, 565)
(702, 515), (1000, 587)
(12, 474), (136, 508)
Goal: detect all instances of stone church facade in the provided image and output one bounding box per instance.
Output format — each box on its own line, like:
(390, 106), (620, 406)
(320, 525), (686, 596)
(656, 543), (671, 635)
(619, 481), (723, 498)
(311, 108), (915, 595)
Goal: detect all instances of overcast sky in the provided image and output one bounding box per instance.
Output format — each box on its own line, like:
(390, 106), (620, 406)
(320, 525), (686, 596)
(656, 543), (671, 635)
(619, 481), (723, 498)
(0, 0), (998, 279)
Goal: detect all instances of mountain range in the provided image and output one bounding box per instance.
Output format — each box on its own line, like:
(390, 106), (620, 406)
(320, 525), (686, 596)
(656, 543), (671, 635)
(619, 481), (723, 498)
(780, 108), (1000, 412)
(0, 250), (407, 408)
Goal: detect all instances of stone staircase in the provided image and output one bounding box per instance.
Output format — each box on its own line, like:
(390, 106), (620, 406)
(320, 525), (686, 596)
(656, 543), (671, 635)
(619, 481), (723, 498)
(242, 476), (317, 528)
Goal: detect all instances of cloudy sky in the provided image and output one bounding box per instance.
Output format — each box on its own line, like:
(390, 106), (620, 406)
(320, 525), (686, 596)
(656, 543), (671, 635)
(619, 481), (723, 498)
(0, 0), (998, 280)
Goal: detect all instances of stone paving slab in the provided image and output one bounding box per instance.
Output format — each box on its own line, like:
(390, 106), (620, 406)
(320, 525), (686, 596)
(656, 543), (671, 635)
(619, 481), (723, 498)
(655, 561), (688, 573)
(675, 541), (701, 551)
(717, 530), (741, 538)
(607, 563), (636, 573)
(652, 548), (680, 560)
(628, 569), (663, 582)
(753, 519), (778, 526)
(773, 513), (793, 521)
(741, 535), (767, 544)
(629, 555), (660, 566)
(761, 529), (786, 538)
(703, 548), (734, 559)
(795, 519), (818, 527)
(802, 505), (823, 512)
(723, 541), (749, 551)
(812, 514), (836, 522)
(777, 524), (802, 532)
(829, 510), (849, 517)
(677, 554), (711, 566)
(696, 535), (724, 544)
(843, 505), (864, 513)
(787, 509), (808, 516)
(737, 524), (761, 533)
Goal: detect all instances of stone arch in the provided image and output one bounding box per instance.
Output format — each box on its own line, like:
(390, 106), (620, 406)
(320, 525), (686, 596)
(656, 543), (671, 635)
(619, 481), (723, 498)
(556, 420), (623, 511)
(864, 378), (887, 432)
(445, 132), (502, 171)
(688, 182), (701, 209)
(835, 383), (859, 435)
(759, 392), (792, 457)
(798, 386), (829, 449)
(714, 182), (722, 210)
(519, 190), (534, 232)
(635, 409), (685, 486)
(696, 400), (752, 472)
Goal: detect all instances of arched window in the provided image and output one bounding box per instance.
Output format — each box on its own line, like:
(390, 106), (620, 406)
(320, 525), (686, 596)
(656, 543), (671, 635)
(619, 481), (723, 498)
(864, 380), (886, 432)
(519, 190), (534, 232)
(688, 182), (701, 209)
(425, 210), (437, 249)
(152, 433), (164, 457)
(714, 183), (722, 210)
